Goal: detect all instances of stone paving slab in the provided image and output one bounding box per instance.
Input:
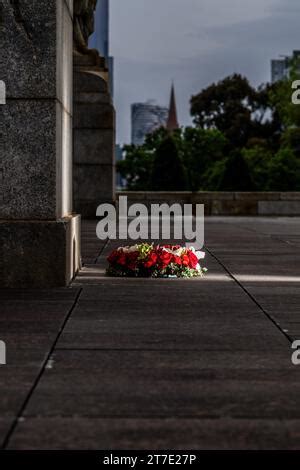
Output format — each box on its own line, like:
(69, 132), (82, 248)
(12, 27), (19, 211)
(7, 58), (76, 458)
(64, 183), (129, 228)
(6, 417), (299, 450)
(57, 278), (288, 351)
(2, 218), (300, 449)
(58, 332), (287, 351)
(0, 302), (76, 321)
(0, 419), (15, 447)
(229, 283), (300, 338)
(22, 350), (300, 419)
(0, 287), (80, 447)
(215, 254), (300, 276)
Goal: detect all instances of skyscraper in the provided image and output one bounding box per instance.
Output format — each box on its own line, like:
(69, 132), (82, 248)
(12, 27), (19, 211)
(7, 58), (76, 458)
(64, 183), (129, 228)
(89, 0), (114, 96)
(271, 50), (300, 83)
(131, 101), (169, 146)
(131, 85), (180, 146)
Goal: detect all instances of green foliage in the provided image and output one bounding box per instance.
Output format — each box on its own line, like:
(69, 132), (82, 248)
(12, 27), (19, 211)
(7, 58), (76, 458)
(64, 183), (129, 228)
(150, 136), (188, 191)
(182, 127), (228, 190)
(202, 159), (227, 190)
(282, 128), (300, 157)
(242, 146), (273, 190)
(190, 74), (276, 149)
(117, 127), (184, 190)
(119, 67), (300, 192)
(219, 151), (255, 191)
(117, 145), (153, 190)
(242, 144), (300, 191)
(269, 57), (300, 129)
(266, 147), (300, 191)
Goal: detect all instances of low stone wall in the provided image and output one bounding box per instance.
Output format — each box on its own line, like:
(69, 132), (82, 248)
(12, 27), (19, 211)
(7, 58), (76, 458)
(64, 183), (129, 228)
(116, 192), (300, 216)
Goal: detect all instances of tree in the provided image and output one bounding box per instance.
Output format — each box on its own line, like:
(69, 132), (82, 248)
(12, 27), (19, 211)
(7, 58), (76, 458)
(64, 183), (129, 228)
(150, 136), (188, 191)
(190, 74), (276, 149)
(117, 145), (153, 190)
(219, 151), (254, 191)
(117, 127), (184, 190)
(266, 147), (300, 191)
(282, 128), (300, 158)
(144, 126), (182, 149)
(269, 56), (300, 130)
(242, 145), (272, 190)
(182, 127), (228, 190)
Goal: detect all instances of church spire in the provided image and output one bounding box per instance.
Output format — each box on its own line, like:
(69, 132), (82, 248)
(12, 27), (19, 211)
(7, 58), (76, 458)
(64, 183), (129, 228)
(166, 83), (179, 131)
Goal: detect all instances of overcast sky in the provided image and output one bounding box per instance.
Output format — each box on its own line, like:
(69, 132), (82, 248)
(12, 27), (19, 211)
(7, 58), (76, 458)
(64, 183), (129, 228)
(109, 0), (300, 144)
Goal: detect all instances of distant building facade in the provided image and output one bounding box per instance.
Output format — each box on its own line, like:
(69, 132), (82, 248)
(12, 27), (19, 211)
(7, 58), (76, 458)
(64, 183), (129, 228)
(115, 144), (126, 189)
(131, 101), (169, 146)
(89, 0), (114, 96)
(271, 50), (300, 83)
(131, 84), (180, 145)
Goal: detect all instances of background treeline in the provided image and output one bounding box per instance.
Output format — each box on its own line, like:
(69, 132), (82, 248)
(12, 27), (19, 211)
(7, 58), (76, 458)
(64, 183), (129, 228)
(118, 68), (300, 191)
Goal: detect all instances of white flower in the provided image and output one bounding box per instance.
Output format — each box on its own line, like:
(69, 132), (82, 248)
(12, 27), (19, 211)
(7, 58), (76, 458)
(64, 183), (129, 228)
(128, 245), (140, 253)
(119, 245), (139, 254)
(196, 251), (205, 260)
(163, 247), (184, 256)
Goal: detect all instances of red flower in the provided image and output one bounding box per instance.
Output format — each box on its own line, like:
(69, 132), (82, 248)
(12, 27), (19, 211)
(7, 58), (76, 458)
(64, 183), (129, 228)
(107, 244), (206, 278)
(158, 250), (173, 269)
(172, 245), (181, 251)
(144, 251), (158, 268)
(188, 251), (198, 269)
(127, 251), (139, 270)
(172, 255), (182, 265)
(181, 254), (190, 267)
(107, 250), (119, 265)
(117, 252), (127, 266)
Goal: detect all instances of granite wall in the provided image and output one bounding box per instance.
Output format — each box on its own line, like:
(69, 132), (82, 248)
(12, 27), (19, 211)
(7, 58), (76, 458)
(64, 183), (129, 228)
(73, 52), (115, 218)
(0, 0), (81, 287)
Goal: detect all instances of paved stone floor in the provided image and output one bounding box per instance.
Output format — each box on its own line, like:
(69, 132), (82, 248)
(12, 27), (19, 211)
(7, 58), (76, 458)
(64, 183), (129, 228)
(1, 217), (300, 449)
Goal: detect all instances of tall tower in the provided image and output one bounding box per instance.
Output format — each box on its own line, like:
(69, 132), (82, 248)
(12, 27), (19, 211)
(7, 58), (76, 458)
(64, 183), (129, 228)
(131, 101), (169, 146)
(89, 0), (109, 57)
(89, 0), (114, 96)
(166, 83), (179, 131)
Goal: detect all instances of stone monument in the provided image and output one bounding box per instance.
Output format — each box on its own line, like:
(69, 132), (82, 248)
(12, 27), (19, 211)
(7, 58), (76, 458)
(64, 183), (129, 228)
(73, 0), (115, 218)
(0, 0), (81, 287)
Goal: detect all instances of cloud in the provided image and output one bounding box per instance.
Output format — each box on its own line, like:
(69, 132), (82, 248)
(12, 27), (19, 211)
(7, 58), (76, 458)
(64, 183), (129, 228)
(111, 0), (300, 143)
(268, 0), (300, 14)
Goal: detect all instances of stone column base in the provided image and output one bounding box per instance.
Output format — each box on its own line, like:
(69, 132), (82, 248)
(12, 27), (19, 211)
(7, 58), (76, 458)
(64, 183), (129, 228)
(0, 215), (81, 288)
(73, 52), (116, 219)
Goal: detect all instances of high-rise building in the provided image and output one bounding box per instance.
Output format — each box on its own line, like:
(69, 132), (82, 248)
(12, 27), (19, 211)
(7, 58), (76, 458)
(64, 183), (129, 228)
(271, 50), (300, 83)
(131, 101), (169, 146)
(115, 144), (126, 189)
(131, 85), (180, 145)
(89, 0), (114, 97)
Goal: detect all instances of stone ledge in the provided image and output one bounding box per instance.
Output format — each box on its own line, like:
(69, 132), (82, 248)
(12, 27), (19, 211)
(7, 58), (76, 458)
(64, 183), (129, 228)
(280, 192), (300, 200)
(234, 192), (280, 201)
(116, 192), (300, 216)
(258, 201), (300, 216)
(74, 71), (108, 94)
